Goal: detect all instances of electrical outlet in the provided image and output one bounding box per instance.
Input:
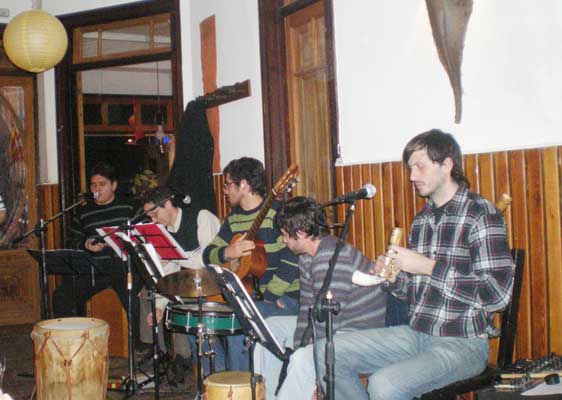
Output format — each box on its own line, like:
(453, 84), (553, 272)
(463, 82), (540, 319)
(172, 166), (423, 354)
(0, 9), (10, 18)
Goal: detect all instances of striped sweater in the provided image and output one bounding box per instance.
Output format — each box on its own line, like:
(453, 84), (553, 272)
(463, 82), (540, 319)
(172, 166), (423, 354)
(203, 200), (300, 302)
(68, 196), (137, 264)
(293, 235), (387, 348)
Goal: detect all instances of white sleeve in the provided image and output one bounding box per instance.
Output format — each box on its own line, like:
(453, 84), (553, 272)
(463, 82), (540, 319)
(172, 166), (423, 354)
(177, 209), (221, 269)
(197, 209), (221, 248)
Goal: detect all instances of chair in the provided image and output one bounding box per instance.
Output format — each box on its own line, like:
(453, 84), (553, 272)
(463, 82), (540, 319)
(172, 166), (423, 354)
(419, 248), (525, 400)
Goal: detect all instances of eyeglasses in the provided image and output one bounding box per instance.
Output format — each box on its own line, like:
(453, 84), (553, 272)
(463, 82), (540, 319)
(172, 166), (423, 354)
(223, 181), (236, 190)
(146, 206), (160, 218)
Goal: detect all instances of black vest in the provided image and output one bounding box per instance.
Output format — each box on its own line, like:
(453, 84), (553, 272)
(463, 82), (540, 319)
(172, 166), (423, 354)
(170, 207), (200, 252)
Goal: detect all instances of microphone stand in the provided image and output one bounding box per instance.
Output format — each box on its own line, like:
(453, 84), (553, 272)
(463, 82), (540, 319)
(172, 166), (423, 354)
(14, 195), (89, 320)
(312, 200), (356, 400)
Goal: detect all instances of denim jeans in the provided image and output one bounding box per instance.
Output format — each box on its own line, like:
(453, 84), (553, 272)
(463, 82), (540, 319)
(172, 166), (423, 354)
(253, 316), (297, 400)
(321, 325), (489, 400)
(227, 296), (300, 371)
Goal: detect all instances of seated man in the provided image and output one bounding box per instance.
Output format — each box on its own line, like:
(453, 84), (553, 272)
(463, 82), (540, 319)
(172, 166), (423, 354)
(141, 186), (220, 382)
(292, 129), (515, 399)
(202, 157), (301, 373)
(52, 162), (141, 340)
(254, 196), (387, 400)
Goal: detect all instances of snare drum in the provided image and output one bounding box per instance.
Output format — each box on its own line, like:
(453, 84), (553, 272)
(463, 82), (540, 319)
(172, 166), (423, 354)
(31, 317), (109, 400)
(204, 371), (265, 400)
(166, 302), (241, 335)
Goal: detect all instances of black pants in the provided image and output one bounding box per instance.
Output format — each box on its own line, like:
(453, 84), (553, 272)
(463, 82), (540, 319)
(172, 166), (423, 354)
(52, 258), (142, 343)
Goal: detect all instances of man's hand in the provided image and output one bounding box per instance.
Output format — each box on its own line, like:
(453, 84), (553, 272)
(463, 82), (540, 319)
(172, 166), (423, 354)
(384, 245), (436, 276)
(85, 238), (107, 252)
(147, 308), (164, 326)
(224, 233), (255, 261)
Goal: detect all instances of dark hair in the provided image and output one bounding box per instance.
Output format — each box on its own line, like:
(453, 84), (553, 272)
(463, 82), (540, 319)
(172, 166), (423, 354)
(276, 196), (328, 240)
(223, 157), (267, 197)
(89, 161), (117, 182)
(402, 129), (470, 187)
(142, 186), (181, 208)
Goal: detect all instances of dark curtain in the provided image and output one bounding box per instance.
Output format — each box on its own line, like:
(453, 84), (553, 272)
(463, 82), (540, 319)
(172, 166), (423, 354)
(167, 99), (216, 214)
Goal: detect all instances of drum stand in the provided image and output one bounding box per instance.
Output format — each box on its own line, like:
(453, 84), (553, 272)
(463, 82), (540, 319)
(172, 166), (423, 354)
(120, 220), (144, 399)
(194, 294), (217, 400)
(246, 333), (260, 400)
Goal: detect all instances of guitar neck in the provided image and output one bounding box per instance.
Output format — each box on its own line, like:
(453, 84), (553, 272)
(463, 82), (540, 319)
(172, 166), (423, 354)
(246, 194), (275, 241)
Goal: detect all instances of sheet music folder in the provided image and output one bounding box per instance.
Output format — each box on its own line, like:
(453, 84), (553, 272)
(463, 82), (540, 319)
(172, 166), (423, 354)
(206, 264), (288, 361)
(27, 249), (99, 275)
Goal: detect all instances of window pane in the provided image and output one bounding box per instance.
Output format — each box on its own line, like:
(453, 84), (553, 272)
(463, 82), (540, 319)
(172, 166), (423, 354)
(107, 104), (133, 125)
(154, 19), (171, 48)
(141, 104), (167, 125)
(83, 103), (102, 125)
(81, 32), (99, 59)
(102, 24), (150, 56)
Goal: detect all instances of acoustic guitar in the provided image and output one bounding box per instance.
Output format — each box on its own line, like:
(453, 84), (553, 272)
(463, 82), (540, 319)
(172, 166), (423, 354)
(223, 164), (300, 295)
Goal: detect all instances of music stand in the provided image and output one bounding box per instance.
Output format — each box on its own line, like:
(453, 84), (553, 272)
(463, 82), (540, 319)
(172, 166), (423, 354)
(206, 264), (288, 400)
(27, 249), (101, 312)
(121, 237), (176, 400)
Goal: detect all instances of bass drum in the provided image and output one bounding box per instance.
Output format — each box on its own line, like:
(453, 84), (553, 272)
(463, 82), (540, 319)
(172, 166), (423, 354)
(31, 317), (109, 400)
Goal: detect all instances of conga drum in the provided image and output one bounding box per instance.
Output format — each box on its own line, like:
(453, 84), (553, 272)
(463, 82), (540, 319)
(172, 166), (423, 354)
(204, 371), (265, 400)
(31, 318), (109, 400)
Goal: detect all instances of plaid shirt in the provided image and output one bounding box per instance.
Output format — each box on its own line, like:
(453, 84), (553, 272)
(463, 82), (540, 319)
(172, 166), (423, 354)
(392, 185), (514, 338)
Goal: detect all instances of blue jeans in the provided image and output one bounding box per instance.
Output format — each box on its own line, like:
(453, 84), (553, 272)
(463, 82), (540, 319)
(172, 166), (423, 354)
(227, 296), (300, 371)
(187, 333), (227, 375)
(253, 315), (319, 400)
(316, 326), (489, 400)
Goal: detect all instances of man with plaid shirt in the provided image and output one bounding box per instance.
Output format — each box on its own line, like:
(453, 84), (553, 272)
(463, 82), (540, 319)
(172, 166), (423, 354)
(285, 130), (515, 400)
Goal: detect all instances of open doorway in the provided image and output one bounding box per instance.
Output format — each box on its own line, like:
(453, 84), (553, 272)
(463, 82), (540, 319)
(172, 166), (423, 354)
(79, 61), (174, 198)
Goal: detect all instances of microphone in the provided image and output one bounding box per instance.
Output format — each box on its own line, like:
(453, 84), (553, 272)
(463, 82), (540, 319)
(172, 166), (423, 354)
(329, 184), (376, 205)
(78, 192), (98, 201)
(174, 193), (191, 205)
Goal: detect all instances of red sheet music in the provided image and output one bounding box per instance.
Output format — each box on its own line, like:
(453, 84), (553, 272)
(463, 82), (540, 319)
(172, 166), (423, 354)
(96, 223), (187, 261)
(132, 223), (188, 260)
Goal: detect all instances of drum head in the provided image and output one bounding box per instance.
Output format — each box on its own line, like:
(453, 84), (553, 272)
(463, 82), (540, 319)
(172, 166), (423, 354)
(40, 317), (106, 331)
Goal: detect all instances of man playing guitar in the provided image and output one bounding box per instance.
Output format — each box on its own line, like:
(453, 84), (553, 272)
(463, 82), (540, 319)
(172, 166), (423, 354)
(203, 157), (300, 372)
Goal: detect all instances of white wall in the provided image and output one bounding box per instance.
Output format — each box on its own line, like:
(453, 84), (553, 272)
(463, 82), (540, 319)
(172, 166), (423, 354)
(186, 0), (264, 169)
(0, 1), (32, 24)
(5, 0), (562, 181)
(334, 0), (562, 165)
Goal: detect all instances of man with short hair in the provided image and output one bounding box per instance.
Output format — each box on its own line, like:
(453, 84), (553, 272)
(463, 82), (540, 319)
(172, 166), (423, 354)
(203, 157), (300, 372)
(255, 196), (387, 400)
(140, 186), (220, 382)
(313, 129), (515, 399)
(52, 161), (139, 323)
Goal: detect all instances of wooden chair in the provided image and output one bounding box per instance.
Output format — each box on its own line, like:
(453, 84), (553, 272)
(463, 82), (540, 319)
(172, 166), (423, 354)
(419, 248), (526, 400)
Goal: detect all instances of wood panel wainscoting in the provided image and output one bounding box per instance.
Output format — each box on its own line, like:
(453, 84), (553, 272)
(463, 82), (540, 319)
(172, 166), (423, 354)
(334, 145), (562, 363)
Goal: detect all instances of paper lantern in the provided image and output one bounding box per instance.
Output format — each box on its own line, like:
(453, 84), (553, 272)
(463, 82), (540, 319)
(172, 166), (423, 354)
(3, 10), (68, 73)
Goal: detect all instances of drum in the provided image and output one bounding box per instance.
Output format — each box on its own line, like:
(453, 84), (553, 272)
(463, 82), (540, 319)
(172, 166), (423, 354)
(204, 371), (265, 400)
(31, 317), (109, 400)
(166, 302), (241, 335)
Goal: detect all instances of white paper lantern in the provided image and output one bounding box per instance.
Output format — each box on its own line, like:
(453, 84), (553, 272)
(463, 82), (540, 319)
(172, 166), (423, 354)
(3, 10), (68, 73)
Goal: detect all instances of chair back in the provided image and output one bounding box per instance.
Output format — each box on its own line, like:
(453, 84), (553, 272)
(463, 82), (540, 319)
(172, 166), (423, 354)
(496, 248), (525, 368)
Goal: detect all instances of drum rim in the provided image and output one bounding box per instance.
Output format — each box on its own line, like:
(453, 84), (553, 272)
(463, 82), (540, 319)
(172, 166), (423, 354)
(169, 301), (234, 313)
(204, 371), (263, 387)
(32, 317), (109, 336)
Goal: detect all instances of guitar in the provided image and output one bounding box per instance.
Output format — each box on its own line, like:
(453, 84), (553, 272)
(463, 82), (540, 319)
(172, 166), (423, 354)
(223, 164), (299, 288)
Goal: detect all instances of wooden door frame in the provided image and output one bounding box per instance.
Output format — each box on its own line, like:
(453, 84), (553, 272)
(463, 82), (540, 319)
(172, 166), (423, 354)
(55, 0), (183, 240)
(258, 0), (339, 191)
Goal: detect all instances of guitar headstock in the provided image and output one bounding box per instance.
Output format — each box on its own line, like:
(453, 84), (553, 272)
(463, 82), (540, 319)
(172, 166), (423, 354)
(273, 164), (300, 196)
